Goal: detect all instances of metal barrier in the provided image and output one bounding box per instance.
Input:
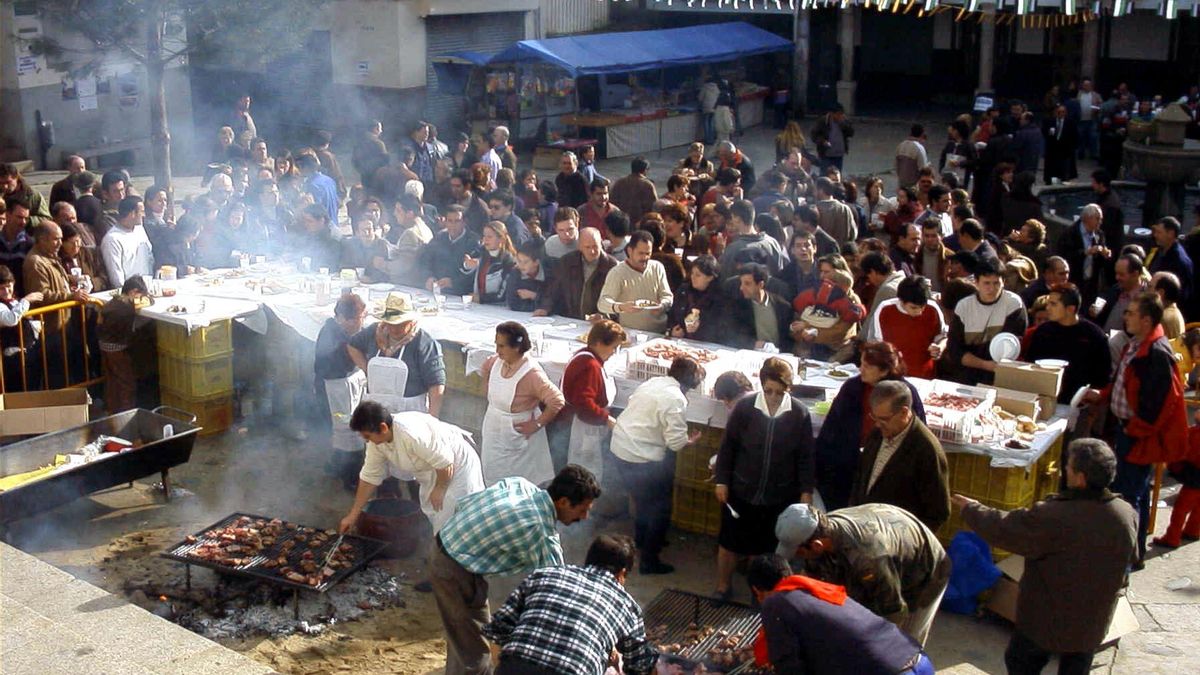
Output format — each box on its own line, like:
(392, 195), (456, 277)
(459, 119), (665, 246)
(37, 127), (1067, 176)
(0, 299), (103, 394)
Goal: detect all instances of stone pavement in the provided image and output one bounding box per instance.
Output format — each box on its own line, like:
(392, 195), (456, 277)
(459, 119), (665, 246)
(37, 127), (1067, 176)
(0, 541), (273, 675)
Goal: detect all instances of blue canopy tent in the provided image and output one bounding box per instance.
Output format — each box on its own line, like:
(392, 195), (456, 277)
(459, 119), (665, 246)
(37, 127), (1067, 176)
(486, 22), (792, 77)
(430, 51), (495, 96)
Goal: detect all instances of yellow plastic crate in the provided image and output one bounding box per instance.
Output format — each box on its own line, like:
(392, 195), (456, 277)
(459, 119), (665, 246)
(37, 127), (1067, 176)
(674, 425), (724, 483)
(671, 477), (721, 537)
(160, 390), (234, 436)
(158, 353), (234, 398)
(157, 320), (233, 360)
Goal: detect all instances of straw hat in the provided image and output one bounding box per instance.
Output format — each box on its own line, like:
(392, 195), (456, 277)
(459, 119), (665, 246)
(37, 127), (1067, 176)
(376, 292), (420, 324)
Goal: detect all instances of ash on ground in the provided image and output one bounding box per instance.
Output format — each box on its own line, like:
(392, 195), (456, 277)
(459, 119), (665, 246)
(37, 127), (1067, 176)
(149, 567), (405, 640)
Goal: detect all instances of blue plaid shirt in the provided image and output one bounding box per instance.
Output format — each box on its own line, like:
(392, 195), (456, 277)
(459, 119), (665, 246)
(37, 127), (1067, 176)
(439, 477), (563, 576)
(483, 565), (657, 675)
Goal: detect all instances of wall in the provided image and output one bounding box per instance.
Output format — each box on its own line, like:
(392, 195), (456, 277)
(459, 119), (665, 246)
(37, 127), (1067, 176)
(331, 0), (426, 89)
(419, 0), (539, 17)
(541, 0), (609, 36)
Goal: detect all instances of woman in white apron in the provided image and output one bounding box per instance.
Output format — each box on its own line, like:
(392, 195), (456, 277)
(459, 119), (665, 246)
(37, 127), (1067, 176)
(339, 403), (485, 534)
(348, 292), (446, 418)
(559, 320), (627, 484)
(480, 322), (565, 486)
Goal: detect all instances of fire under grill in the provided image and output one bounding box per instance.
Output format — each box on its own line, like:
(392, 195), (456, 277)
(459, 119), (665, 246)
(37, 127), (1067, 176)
(160, 512), (388, 619)
(641, 589), (767, 674)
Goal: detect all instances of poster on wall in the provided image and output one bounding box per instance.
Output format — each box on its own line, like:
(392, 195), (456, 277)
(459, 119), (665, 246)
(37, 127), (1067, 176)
(13, 2), (48, 84)
(77, 77), (98, 111)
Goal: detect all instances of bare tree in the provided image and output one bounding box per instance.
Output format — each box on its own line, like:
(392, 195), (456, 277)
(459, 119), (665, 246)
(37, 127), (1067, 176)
(25, 0), (327, 191)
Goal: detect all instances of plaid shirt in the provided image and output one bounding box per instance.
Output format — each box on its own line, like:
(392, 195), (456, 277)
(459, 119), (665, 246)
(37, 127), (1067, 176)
(482, 565), (657, 675)
(439, 477), (564, 576)
(1110, 337), (1141, 422)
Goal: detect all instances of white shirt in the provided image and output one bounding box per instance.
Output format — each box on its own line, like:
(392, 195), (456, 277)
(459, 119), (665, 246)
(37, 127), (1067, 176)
(359, 412), (456, 486)
(483, 148), (502, 185)
(896, 138), (929, 168)
(753, 390), (793, 418)
(100, 224), (154, 287)
(544, 236), (578, 259)
(610, 377), (690, 464)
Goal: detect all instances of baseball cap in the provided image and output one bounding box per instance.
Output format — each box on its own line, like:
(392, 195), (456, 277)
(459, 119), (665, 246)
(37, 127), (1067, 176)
(774, 503), (819, 558)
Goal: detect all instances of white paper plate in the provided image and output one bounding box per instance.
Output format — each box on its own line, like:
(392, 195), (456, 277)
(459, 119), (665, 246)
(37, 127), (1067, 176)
(1133, 227), (1152, 237)
(368, 283), (394, 291)
(528, 317), (556, 325)
(1034, 359), (1069, 369)
(989, 332), (1022, 363)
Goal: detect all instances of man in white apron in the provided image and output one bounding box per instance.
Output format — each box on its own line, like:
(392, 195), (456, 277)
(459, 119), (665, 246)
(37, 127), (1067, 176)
(348, 292), (447, 418)
(481, 356), (556, 486)
(339, 402), (485, 535)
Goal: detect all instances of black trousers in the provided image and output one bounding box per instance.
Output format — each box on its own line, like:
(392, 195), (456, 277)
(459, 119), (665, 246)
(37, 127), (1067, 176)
(614, 453), (676, 563)
(496, 655), (559, 675)
(1004, 631), (1094, 675)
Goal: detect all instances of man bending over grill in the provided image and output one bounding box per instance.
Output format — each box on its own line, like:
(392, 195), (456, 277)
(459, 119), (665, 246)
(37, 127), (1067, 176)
(482, 534), (658, 675)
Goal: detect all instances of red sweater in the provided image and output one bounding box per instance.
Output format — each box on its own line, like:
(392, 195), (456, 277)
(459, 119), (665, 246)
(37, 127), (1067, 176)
(876, 303), (943, 379)
(561, 348), (610, 425)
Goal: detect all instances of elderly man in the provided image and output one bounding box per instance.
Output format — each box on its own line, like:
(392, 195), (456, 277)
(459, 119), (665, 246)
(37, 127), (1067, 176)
(23, 221), (88, 388)
(717, 140), (756, 193)
(776, 502), (950, 647)
(536, 227), (616, 320)
(1146, 216), (1194, 305)
(1058, 203), (1112, 308)
(492, 125), (516, 171)
(100, 196), (154, 287)
(1024, 284), (1111, 404)
(941, 258), (1027, 385)
(422, 205), (479, 296)
(1020, 255), (1070, 308)
(50, 155), (86, 206)
(555, 151), (589, 209)
(347, 292), (447, 418)
(1091, 253), (1148, 331)
(850, 382), (950, 532)
(483, 535), (657, 675)
(597, 231), (673, 333)
(749, 555), (933, 675)
(955, 439), (1137, 675)
(1082, 293), (1190, 568)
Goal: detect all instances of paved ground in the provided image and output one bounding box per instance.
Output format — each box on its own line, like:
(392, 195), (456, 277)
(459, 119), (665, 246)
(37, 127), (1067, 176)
(7, 117), (1198, 674)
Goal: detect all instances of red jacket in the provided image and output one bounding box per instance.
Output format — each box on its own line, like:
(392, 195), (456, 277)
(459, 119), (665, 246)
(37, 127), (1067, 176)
(1102, 324), (1190, 465)
(560, 348), (610, 425)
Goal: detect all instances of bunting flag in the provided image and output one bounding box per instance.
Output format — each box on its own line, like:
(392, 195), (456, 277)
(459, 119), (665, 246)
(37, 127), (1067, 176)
(637, 0), (1195, 21)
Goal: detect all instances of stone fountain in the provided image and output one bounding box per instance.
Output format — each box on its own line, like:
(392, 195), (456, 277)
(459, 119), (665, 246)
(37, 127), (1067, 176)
(1123, 103), (1200, 226)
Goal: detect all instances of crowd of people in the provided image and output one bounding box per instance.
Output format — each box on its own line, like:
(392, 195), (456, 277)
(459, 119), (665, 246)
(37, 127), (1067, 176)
(5, 82), (1200, 674)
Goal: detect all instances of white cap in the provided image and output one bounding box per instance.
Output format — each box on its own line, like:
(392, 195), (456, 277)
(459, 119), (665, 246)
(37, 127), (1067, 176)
(775, 503), (819, 558)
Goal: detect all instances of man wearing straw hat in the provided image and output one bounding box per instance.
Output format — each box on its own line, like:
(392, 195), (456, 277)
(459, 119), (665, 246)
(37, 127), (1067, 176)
(348, 291), (446, 418)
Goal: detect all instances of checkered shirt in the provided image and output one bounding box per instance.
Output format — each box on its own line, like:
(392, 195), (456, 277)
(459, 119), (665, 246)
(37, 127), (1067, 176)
(439, 477), (564, 576)
(1110, 337), (1141, 422)
(482, 565), (658, 675)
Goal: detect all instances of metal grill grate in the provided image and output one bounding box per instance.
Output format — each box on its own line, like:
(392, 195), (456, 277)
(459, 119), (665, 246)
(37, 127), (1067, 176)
(642, 589), (768, 673)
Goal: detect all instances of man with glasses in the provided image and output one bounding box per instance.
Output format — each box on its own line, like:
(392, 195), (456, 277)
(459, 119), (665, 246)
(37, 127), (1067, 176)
(485, 189), (530, 247)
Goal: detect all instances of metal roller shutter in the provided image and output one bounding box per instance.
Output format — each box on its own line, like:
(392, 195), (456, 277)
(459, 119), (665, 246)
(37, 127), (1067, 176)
(425, 12), (526, 134)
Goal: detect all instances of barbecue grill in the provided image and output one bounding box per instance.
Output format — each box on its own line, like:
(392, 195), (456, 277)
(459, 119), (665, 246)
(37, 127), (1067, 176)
(161, 512), (389, 619)
(0, 407), (200, 526)
(641, 589), (767, 674)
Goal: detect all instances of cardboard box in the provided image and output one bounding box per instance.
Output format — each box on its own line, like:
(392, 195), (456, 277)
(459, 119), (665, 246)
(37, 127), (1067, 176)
(995, 361), (1064, 399)
(985, 555), (1139, 646)
(981, 385), (1042, 419)
(0, 389), (91, 436)
(1036, 395), (1057, 422)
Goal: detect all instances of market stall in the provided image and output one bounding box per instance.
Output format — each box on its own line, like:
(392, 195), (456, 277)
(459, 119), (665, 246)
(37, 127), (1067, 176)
(116, 263), (1067, 553)
(436, 22), (787, 159)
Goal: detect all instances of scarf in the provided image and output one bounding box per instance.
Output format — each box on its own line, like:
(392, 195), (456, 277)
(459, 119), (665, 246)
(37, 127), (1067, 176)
(753, 575), (847, 666)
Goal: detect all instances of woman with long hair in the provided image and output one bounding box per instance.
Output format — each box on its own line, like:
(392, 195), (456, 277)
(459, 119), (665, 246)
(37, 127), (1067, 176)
(462, 220), (515, 304)
(774, 120), (807, 161)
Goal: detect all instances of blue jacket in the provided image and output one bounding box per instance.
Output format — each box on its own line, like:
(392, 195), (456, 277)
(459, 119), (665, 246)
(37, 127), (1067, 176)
(1148, 241), (1194, 303)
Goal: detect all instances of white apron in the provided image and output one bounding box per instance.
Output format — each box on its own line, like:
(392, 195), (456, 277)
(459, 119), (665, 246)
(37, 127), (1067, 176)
(383, 413), (485, 533)
(324, 369), (367, 453)
(363, 347), (429, 414)
(481, 357), (555, 487)
(563, 350), (615, 484)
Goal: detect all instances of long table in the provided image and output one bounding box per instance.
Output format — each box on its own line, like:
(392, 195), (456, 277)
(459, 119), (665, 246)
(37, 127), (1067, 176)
(119, 264), (1068, 542)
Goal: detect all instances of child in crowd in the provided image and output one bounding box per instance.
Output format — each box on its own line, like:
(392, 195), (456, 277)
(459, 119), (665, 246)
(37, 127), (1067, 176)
(97, 275), (150, 414)
(506, 241), (546, 312)
(0, 267), (43, 391)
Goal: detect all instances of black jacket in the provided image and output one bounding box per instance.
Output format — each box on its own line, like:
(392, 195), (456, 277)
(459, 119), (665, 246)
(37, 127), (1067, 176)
(539, 250), (617, 320)
(420, 229), (480, 295)
(730, 292), (796, 352)
(1057, 221), (1109, 302)
(667, 282), (732, 345)
(714, 395), (815, 505)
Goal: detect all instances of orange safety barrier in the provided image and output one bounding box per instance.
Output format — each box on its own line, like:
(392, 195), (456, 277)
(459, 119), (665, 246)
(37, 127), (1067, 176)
(0, 299), (104, 394)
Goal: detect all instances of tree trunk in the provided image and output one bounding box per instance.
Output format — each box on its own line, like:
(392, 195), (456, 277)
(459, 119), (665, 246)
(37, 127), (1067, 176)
(146, 4), (172, 196)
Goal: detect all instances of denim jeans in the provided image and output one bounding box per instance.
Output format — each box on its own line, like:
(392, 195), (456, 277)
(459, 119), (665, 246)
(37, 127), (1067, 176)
(613, 453), (676, 562)
(1077, 119), (1099, 159)
(1111, 423), (1151, 562)
(702, 113), (716, 145)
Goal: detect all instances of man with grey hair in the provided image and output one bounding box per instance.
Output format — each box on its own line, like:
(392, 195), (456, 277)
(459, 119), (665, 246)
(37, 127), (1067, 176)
(491, 125), (516, 171)
(1057, 202), (1111, 308)
(954, 438), (1137, 675)
(850, 380), (949, 532)
(554, 151), (589, 209)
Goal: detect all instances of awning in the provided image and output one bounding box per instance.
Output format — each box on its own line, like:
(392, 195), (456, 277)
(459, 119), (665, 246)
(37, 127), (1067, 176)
(486, 22), (792, 77)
